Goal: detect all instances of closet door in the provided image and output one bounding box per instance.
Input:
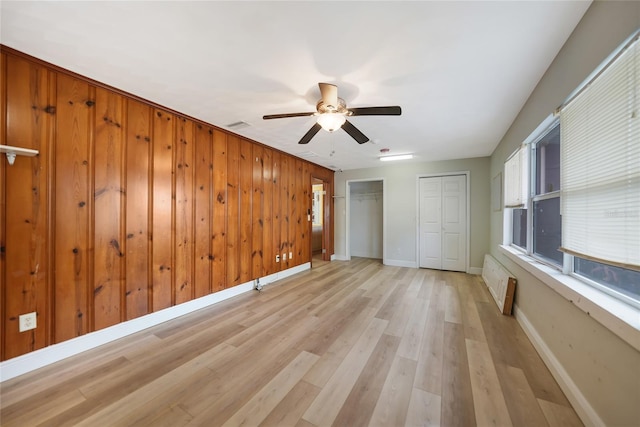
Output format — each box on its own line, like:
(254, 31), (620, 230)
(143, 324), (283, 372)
(419, 177), (442, 269)
(419, 175), (467, 272)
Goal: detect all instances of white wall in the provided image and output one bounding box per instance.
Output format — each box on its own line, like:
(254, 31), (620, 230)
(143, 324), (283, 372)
(349, 180), (383, 259)
(490, 2), (640, 426)
(334, 157), (490, 270)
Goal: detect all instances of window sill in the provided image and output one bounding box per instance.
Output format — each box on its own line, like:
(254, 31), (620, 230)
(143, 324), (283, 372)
(499, 244), (640, 352)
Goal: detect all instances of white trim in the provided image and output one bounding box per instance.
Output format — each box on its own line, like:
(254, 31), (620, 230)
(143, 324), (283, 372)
(415, 171), (471, 273)
(500, 245), (640, 352)
(0, 263), (310, 382)
(345, 178), (385, 264)
(468, 266), (483, 275)
(514, 304), (605, 427)
(333, 254), (349, 261)
(384, 258), (418, 268)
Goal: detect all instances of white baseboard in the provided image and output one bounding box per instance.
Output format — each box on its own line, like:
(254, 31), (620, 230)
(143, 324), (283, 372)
(0, 263), (310, 382)
(350, 251), (383, 259)
(513, 304), (604, 427)
(333, 254), (349, 261)
(384, 259), (417, 268)
(468, 266), (483, 275)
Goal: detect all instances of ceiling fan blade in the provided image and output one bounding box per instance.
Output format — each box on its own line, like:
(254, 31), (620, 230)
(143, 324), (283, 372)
(349, 106), (402, 116)
(298, 123), (322, 144)
(342, 120), (369, 144)
(263, 112), (316, 120)
(319, 83), (339, 110)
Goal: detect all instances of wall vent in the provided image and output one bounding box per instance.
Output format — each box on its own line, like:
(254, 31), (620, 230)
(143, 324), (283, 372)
(297, 151), (318, 158)
(226, 121), (250, 129)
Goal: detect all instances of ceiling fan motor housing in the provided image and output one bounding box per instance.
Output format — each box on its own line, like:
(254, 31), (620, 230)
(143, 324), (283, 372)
(316, 98), (349, 115)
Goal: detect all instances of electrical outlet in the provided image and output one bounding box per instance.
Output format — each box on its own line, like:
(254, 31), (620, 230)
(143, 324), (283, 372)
(276, 254), (280, 263)
(19, 312), (37, 332)
(289, 251), (293, 259)
(283, 253), (287, 261)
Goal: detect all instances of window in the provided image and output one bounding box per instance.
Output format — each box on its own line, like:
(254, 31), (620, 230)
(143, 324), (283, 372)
(559, 31), (639, 303)
(503, 30), (640, 308)
(504, 147), (528, 250)
(531, 123), (562, 266)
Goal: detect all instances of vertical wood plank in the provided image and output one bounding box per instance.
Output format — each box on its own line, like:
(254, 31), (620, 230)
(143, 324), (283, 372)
(271, 152), (282, 272)
(279, 155), (289, 270)
(288, 157), (296, 268)
(239, 139), (252, 284)
(301, 160), (310, 264)
(3, 55), (52, 357)
(211, 130), (227, 292)
(226, 136), (240, 287)
(252, 145), (264, 280)
(193, 124), (212, 298)
(262, 147), (273, 276)
(124, 99), (151, 320)
(93, 87), (124, 330)
(174, 118), (194, 305)
(54, 74), (92, 343)
(151, 109), (174, 311)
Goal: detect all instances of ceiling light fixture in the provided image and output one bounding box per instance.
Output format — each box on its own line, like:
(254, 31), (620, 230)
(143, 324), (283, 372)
(317, 113), (346, 132)
(380, 154), (413, 162)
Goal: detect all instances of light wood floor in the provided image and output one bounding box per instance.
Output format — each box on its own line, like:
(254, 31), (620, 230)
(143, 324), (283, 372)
(0, 258), (582, 427)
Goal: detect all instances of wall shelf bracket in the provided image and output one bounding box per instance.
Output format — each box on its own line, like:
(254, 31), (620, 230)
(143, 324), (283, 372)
(0, 144), (39, 165)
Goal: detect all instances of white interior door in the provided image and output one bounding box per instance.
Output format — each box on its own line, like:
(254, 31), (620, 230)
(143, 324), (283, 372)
(419, 175), (467, 272)
(419, 177), (442, 269)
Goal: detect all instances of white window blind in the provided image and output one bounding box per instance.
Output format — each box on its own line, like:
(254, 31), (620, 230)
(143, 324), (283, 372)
(504, 147), (527, 208)
(560, 34), (640, 270)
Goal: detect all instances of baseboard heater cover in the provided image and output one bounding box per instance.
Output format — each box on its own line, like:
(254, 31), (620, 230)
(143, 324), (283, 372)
(482, 254), (516, 315)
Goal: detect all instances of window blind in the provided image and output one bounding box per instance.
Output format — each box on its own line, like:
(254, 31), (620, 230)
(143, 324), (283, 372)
(504, 147), (527, 208)
(560, 34), (639, 270)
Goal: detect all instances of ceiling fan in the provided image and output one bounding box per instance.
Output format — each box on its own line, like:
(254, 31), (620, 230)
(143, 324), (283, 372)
(263, 83), (401, 145)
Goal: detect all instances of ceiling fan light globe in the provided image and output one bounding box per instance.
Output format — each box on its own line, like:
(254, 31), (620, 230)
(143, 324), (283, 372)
(317, 113), (346, 132)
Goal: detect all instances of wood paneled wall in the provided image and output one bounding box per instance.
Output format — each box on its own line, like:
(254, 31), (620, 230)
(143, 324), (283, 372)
(0, 47), (334, 361)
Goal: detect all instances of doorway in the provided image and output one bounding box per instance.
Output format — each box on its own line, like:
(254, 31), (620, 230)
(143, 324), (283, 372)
(347, 179), (384, 261)
(311, 177), (330, 267)
(418, 173), (468, 272)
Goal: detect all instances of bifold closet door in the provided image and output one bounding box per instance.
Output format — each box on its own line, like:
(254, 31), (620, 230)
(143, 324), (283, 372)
(419, 175), (467, 272)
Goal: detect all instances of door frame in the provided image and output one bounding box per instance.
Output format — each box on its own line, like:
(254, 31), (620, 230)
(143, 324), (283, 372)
(345, 178), (386, 263)
(415, 171), (470, 273)
(311, 176), (332, 262)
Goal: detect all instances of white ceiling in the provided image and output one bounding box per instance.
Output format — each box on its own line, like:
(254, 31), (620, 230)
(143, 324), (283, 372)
(1, 1), (590, 171)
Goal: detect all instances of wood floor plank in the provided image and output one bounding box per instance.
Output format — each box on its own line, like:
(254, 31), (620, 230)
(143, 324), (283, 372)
(477, 300), (571, 406)
(302, 306), (377, 388)
(0, 388), (86, 427)
(497, 364), (550, 427)
(538, 398), (584, 427)
(444, 284), (462, 324)
(0, 259), (583, 427)
(384, 271), (423, 337)
(302, 317), (388, 427)
(441, 322), (476, 426)
(466, 338), (513, 426)
(222, 351), (319, 427)
(404, 387), (441, 427)
(260, 380), (321, 427)
(332, 333), (401, 427)
(414, 280), (445, 394)
(368, 356), (417, 427)
(397, 295), (431, 361)
(459, 286), (487, 343)
(74, 343), (237, 426)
